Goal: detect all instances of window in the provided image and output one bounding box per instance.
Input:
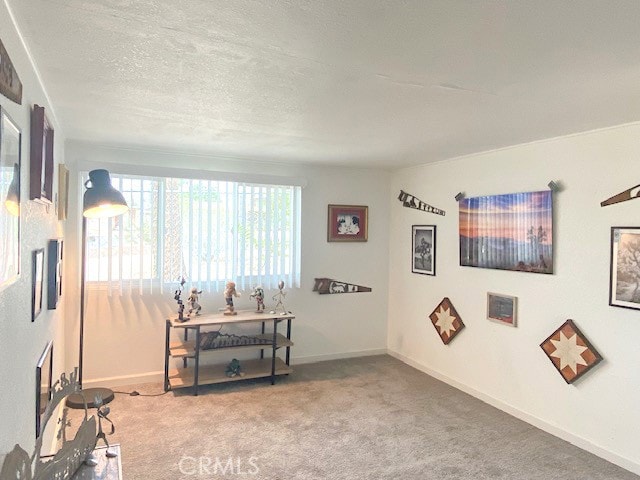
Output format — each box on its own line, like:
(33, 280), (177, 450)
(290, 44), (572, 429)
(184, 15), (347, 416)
(85, 173), (301, 293)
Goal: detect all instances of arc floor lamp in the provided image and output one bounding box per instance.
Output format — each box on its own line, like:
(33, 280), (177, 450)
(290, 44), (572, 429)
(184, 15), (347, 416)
(67, 169), (128, 410)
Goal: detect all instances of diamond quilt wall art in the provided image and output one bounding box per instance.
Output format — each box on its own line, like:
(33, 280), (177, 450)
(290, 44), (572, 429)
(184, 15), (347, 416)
(429, 297), (465, 345)
(540, 320), (603, 384)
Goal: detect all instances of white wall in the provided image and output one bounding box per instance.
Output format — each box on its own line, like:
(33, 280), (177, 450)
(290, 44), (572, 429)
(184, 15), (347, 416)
(0, 1), (66, 458)
(64, 141), (390, 385)
(387, 122), (640, 475)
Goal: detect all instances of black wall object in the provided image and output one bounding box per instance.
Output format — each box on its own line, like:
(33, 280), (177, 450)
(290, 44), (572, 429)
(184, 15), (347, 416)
(47, 239), (63, 309)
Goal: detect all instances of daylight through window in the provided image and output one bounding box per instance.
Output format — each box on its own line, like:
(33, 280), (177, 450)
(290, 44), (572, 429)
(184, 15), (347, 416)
(84, 173), (301, 293)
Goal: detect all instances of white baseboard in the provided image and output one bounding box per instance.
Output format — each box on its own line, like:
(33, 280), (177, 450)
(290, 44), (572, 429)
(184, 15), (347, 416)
(83, 349), (388, 388)
(387, 349), (640, 477)
(291, 348), (388, 365)
(83, 371), (165, 389)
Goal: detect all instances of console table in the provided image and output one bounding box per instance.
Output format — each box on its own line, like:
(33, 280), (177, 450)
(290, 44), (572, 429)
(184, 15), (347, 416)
(164, 310), (294, 395)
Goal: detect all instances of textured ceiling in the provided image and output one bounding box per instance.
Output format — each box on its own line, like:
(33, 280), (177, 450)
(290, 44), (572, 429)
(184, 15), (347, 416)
(7, 0), (640, 168)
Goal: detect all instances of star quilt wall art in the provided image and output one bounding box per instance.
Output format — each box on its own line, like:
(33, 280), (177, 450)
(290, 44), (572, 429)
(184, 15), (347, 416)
(540, 320), (603, 384)
(429, 297), (465, 345)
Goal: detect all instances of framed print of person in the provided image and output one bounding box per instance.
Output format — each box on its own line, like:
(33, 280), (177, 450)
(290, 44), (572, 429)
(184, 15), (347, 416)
(412, 225), (436, 275)
(327, 204), (368, 242)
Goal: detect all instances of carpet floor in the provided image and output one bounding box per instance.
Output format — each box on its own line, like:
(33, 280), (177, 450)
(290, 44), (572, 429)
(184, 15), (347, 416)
(101, 355), (637, 479)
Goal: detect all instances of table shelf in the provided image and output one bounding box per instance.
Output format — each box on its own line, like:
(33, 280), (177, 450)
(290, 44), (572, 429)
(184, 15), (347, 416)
(168, 358), (292, 388)
(170, 333), (293, 358)
(164, 310), (295, 395)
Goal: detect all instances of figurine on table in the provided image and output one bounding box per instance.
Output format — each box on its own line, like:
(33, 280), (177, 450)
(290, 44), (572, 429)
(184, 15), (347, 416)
(224, 281), (241, 315)
(225, 359), (244, 378)
(270, 280), (289, 315)
(84, 395), (117, 466)
(249, 285), (265, 313)
(187, 287), (202, 316)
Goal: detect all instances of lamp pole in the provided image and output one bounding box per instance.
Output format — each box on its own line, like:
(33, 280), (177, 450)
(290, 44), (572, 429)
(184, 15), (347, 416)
(68, 170), (128, 409)
(79, 216), (87, 387)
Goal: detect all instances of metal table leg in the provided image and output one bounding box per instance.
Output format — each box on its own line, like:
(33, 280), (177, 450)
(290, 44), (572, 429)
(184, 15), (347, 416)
(285, 318), (292, 366)
(271, 319), (278, 385)
(164, 320), (171, 391)
(260, 321), (265, 359)
(183, 328), (189, 368)
(194, 327), (201, 396)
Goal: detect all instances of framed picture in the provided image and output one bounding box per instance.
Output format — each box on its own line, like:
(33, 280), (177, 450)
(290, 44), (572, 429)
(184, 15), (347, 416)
(58, 164), (69, 220)
(0, 38), (23, 104)
(0, 107), (21, 290)
(610, 227), (640, 310)
(35, 341), (53, 438)
(29, 104), (54, 205)
(32, 248), (45, 321)
(459, 190), (553, 274)
(47, 239), (63, 309)
(487, 292), (517, 327)
(412, 225), (436, 275)
(327, 204), (368, 242)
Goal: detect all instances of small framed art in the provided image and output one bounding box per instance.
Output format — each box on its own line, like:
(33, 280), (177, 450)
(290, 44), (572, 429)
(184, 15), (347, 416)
(47, 239), (63, 309)
(29, 104), (54, 204)
(58, 164), (69, 220)
(327, 204), (368, 242)
(35, 341), (53, 437)
(487, 292), (517, 327)
(610, 227), (640, 310)
(412, 225), (436, 275)
(32, 248), (45, 321)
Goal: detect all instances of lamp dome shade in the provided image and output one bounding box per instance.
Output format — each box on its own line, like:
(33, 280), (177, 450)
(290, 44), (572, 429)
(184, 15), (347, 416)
(83, 169), (129, 218)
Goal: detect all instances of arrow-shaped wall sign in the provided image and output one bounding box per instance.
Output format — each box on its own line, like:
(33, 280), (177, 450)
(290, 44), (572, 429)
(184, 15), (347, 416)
(313, 278), (372, 295)
(601, 184), (640, 207)
(397, 190), (445, 216)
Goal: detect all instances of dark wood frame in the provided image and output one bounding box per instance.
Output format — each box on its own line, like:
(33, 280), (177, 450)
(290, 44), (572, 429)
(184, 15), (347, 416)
(32, 248), (45, 321)
(428, 297), (465, 345)
(609, 226), (640, 311)
(327, 204), (368, 242)
(540, 319), (602, 384)
(29, 104), (54, 204)
(35, 341), (53, 438)
(0, 106), (21, 290)
(412, 225), (436, 275)
(47, 239), (63, 309)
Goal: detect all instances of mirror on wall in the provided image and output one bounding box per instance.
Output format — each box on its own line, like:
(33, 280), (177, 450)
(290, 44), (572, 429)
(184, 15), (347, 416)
(0, 106), (21, 290)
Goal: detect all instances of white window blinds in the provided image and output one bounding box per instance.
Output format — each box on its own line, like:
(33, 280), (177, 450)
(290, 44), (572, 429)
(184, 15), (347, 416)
(84, 173), (301, 293)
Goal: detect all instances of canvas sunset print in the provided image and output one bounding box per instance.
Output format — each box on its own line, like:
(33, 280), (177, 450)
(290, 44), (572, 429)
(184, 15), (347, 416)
(459, 190), (553, 274)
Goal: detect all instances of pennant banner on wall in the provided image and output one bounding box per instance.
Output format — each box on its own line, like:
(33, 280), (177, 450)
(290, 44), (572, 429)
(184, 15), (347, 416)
(313, 278), (372, 295)
(397, 190), (445, 216)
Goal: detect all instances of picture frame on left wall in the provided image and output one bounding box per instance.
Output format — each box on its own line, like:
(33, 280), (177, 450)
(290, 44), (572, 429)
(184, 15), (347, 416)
(0, 107), (21, 291)
(32, 248), (45, 321)
(35, 341), (53, 438)
(29, 104), (54, 205)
